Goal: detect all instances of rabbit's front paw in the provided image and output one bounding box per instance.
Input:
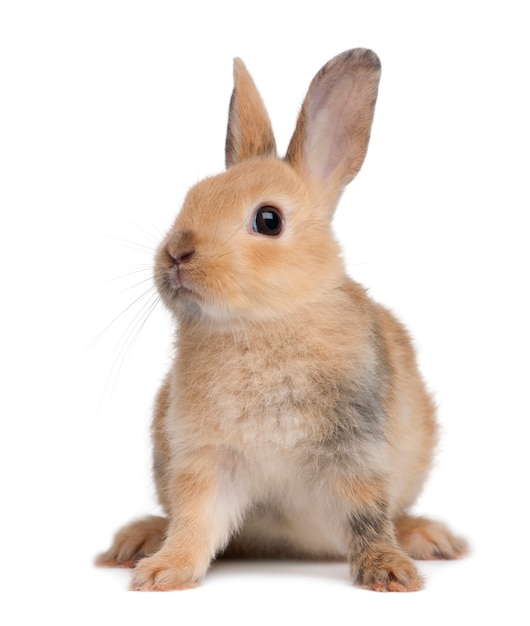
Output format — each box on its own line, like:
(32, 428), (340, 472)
(130, 553), (199, 591)
(355, 547), (423, 592)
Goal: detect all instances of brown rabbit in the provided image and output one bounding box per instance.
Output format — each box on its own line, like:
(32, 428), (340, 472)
(97, 48), (466, 592)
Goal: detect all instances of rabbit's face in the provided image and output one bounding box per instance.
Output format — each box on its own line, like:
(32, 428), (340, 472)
(154, 158), (344, 324)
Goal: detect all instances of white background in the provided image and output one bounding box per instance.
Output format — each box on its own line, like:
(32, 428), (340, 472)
(1, 1), (528, 624)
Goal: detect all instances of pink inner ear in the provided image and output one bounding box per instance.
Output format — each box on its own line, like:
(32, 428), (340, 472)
(303, 68), (378, 189)
(306, 76), (360, 181)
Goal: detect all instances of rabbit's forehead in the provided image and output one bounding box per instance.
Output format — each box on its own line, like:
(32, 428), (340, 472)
(180, 159), (304, 224)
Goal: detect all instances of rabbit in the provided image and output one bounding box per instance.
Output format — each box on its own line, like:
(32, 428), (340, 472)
(96, 48), (467, 592)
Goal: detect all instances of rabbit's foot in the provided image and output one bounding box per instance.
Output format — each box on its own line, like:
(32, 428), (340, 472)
(130, 552), (200, 591)
(355, 546), (423, 592)
(396, 515), (468, 560)
(96, 515), (167, 568)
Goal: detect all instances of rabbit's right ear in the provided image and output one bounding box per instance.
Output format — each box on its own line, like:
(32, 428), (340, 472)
(285, 49), (381, 212)
(225, 59), (277, 168)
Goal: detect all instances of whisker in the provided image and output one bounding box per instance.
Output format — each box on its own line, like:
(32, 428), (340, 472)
(110, 208), (163, 247)
(224, 271), (245, 293)
(217, 216), (248, 249)
(213, 250), (235, 260)
(96, 233), (156, 254)
(75, 211), (169, 410)
(84, 285), (158, 360)
(133, 207), (167, 241)
(100, 289), (161, 403)
(112, 275), (155, 299)
(78, 266), (152, 297)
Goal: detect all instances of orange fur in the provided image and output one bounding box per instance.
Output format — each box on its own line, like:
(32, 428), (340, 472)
(152, 377), (171, 511)
(356, 543), (423, 592)
(336, 475), (388, 512)
(96, 516), (167, 568)
(130, 464), (223, 590)
(97, 48), (466, 592)
(225, 58), (277, 167)
(396, 515), (468, 560)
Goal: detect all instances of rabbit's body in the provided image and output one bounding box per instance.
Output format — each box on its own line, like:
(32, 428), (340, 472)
(152, 277), (436, 558)
(98, 49), (466, 591)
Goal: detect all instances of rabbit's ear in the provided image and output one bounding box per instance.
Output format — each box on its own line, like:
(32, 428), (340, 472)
(225, 58), (277, 168)
(285, 49), (381, 210)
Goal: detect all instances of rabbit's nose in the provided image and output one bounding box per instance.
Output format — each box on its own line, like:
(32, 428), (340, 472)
(166, 230), (196, 266)
(167, 248), (195, 266)
(175, 249), (195, 265)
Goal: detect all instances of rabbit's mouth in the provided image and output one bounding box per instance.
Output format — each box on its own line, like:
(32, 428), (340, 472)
(157, 267), (199, 306)
(171, 277), (198, 301)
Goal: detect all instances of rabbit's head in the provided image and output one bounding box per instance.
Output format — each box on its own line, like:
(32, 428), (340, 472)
(154, 49), (381, 323)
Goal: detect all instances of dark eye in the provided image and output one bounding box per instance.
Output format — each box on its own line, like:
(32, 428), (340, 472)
(253, 206), (283, 236)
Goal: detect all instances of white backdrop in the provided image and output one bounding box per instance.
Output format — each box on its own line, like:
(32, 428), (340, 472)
(1, 1), (528, 624)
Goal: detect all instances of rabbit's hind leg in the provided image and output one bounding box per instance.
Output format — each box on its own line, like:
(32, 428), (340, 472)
(96, 515), (168, 568)
(395, 514), (468, 560)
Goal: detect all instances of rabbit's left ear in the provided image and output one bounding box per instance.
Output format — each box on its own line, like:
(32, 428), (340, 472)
(285, 49), (381, 210)
(225, 59), (277, 168)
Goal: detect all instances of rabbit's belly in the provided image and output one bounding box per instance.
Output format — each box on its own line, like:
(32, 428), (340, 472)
(234, 505), (347, 559)
(229, 448), (350, 558)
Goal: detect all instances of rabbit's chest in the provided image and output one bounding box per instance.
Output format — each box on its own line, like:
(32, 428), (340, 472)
(176, 333), (341, 447)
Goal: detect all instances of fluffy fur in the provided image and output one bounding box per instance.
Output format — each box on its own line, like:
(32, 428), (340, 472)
(97, 48), (466, 592)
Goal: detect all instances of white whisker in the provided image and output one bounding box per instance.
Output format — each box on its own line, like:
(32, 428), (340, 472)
(217, 217), (247, 249)
(97, 233), (156, 255)
(112, 275), (156, 299)
(78, 266), (153, 298)
(99, 289), (162, 404)
(110, 208), (164, 247)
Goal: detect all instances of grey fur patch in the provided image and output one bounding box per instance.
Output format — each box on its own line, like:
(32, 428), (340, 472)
(349, 507), (388, 547)
(152, 447), (167, 486)
(348, 504), (397, 578)
(224, 88), (238, 168)
(332, 378), (387, 442)
(305, 320), (394, 469)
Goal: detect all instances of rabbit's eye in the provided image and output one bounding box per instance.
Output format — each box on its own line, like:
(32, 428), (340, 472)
(253, 206), (283, 236)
